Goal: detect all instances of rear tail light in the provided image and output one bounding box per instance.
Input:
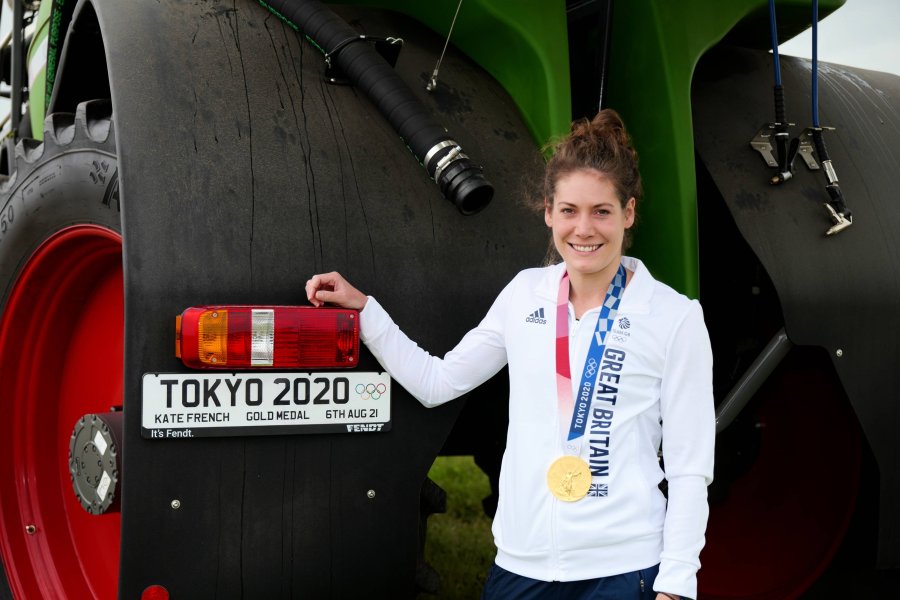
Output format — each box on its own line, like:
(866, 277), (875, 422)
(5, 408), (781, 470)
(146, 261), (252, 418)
(176, 306), (359, 369)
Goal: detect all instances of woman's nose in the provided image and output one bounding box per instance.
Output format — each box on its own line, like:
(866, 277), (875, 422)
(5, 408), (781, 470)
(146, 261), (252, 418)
(574, 214), (593, 236)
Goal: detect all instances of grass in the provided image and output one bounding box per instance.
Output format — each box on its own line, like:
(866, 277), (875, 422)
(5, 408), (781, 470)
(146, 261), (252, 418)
(419, 456), (497, 600)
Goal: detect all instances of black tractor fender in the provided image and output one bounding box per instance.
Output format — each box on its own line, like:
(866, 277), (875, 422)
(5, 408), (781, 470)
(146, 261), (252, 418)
(693, 45), (900, 568)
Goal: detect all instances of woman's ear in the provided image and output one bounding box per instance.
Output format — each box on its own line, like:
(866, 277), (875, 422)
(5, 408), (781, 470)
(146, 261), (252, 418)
(624, 197), (636, 228)
(544, 200), (553, 228)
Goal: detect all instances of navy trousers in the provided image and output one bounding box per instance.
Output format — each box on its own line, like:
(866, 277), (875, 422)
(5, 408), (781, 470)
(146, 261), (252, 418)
(481, 563), (661, 600)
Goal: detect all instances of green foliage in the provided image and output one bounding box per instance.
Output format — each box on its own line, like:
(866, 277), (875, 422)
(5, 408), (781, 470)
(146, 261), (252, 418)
(420, 456), (496, 600)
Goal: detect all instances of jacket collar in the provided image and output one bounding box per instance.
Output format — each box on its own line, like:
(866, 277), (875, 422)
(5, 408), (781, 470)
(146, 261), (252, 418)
(533, 256), (653, 315)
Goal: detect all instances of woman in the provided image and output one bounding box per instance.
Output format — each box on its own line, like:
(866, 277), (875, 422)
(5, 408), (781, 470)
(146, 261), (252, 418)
(306, 109), (714, 600)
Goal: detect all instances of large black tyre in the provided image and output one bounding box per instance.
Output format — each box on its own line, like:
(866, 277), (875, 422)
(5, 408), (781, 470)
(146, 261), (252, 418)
(0, 100), (122, 599)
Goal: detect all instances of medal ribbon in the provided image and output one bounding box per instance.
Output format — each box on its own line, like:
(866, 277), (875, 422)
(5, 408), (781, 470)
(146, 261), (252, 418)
(555, 264), (626, 453)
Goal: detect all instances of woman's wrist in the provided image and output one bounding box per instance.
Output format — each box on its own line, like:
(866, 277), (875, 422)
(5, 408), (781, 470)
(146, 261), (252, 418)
(657, 593), (680, 600)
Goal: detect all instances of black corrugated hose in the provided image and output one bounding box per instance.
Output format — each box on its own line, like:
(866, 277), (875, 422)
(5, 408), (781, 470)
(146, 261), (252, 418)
(260, 0), (494, 215)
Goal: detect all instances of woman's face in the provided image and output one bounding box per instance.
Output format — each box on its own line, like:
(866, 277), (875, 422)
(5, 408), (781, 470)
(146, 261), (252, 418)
(544, 169), (635, 279)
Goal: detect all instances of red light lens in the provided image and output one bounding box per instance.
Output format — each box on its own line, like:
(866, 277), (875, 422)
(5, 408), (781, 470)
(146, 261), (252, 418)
(176, 306), (359, 369)
(141, 585), (169, 600)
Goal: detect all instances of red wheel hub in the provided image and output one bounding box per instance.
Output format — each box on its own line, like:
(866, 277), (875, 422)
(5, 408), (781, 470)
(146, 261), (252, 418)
(0, 225), (123, 599)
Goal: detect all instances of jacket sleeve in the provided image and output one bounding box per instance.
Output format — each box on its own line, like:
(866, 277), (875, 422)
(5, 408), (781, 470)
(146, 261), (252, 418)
(653, 300), (715, 600)
(357, 280), (513, 408)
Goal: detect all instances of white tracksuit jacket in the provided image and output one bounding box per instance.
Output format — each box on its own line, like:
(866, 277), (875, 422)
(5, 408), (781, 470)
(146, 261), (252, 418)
(359, 256), (715, 599)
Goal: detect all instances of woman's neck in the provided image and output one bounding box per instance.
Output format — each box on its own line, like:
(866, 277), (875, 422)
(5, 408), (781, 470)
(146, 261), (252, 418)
(568, 259), (624, 319)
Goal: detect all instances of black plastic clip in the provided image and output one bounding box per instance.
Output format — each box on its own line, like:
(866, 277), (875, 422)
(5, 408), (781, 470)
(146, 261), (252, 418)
(770, 124), (800, 185)
(324, 36), (404, 85)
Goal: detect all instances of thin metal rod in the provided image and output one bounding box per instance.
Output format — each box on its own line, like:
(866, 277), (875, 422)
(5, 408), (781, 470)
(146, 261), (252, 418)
(426, 0), (463, 91)
(11, 0), (24, 134)
(715, 328), (793, 434)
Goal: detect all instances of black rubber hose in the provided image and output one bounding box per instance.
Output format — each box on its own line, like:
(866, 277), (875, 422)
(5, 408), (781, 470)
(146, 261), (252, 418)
(260, 0), (494, 215)
(773, 84), (786, 125)
(769, 84), (794, 180)
(811, 127), (830, 163)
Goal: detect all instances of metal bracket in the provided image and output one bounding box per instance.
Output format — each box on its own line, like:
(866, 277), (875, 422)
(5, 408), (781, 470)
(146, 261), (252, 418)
(799, 125), (836, 171)
(749, 126), (778, 168)
(797, 129), (820, 170)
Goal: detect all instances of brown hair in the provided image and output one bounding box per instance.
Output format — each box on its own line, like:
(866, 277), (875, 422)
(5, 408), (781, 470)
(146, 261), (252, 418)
(540, 109), (642, 253)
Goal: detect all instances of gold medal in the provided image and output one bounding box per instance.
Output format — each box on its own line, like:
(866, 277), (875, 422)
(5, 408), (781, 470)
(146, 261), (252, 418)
(546, 456), (591, 502)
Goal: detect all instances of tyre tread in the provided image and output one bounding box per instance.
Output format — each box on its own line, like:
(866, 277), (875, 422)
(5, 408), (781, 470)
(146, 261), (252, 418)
(14, 139), (44, 165)
(76, 100), (113, 144)
(2, 101), (115, 198)
(43, 112), (77, 147)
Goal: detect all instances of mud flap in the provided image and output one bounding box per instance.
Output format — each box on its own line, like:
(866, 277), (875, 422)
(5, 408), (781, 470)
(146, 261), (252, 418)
(693, 45), (900, 567)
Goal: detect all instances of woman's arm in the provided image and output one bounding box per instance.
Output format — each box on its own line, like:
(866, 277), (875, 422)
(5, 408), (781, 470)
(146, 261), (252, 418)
(654, 301), (715, 600)
(306, 271), (511, 407)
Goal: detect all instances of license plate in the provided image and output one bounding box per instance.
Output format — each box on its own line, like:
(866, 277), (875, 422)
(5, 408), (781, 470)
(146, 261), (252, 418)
(141, 372), (391, 439)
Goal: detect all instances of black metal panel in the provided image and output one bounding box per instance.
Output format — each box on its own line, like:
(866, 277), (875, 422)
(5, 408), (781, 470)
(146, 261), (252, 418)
(80, 0), (545, 595)
(692, 45), (900, 567)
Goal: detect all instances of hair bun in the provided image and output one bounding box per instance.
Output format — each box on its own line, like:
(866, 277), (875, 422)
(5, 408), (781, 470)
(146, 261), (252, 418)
(544, 108), (641, 204)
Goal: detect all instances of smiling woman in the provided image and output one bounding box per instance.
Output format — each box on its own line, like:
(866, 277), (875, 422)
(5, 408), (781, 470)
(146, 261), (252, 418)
(307, 108), (715, 600)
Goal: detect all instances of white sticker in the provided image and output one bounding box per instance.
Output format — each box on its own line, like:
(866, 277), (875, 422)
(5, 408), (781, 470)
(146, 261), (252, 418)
(93, 431), (108, 456)
(97, 471), (112, 502)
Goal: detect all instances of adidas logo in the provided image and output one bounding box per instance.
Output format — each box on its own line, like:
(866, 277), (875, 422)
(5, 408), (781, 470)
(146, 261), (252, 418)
(525, 308), (547, 325)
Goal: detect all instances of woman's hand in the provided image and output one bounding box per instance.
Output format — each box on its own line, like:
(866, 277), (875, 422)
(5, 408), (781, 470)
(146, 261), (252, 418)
(305, 272), (368, 310)
(655, 593), (680, 600)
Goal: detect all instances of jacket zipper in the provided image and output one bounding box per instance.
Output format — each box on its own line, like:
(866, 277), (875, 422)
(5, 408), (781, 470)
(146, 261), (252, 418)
(549, 497), (559, 580)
